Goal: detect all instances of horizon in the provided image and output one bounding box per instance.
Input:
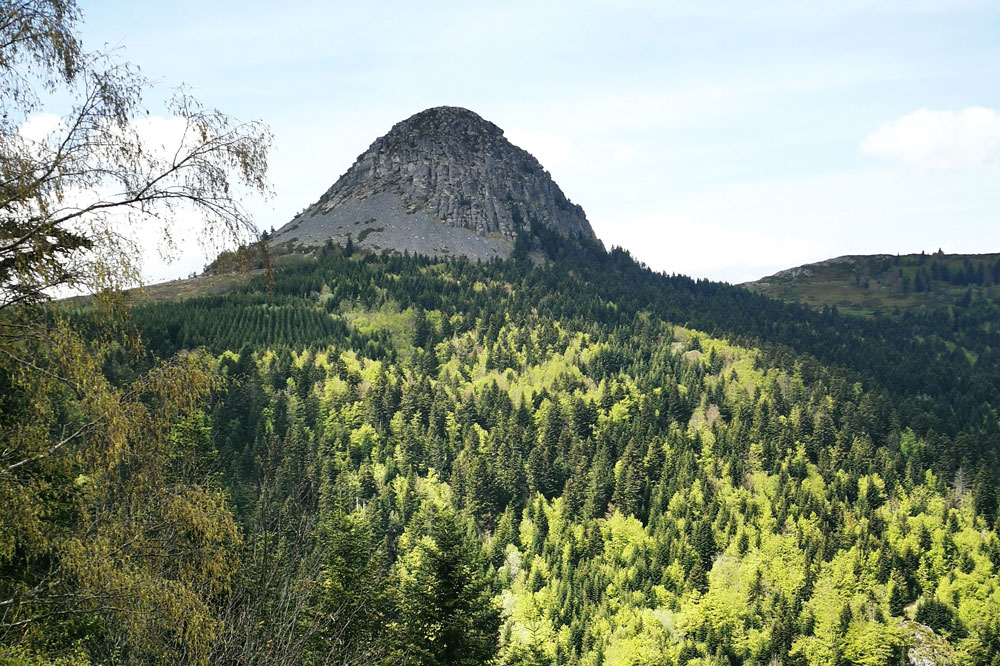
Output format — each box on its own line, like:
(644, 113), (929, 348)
(66, 0), (1000, 284)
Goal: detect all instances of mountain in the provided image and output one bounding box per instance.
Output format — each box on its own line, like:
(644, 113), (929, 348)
(746, 251), (1000, 316)
(270, 106), (597, 260)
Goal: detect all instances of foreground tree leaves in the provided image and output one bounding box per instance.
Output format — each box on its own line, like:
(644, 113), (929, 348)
(0, 0), (271, 310)
(0, 314), (239, 664)
(0, 1), (272, 662)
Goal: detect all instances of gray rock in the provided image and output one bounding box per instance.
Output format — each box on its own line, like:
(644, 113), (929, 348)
(271, 106), (597, 260)
(904, 621), (954, 666)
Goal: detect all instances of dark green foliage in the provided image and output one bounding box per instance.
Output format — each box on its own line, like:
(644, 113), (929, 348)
(39, 237), (1000, 665)
(394, 503), (501, 666)
(915, 597), (966, 638)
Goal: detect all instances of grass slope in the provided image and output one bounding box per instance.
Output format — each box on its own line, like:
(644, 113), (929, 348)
(746, 251), (1000, 316)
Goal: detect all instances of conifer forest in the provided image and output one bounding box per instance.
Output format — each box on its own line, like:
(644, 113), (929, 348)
(9, 235), (1000, 664)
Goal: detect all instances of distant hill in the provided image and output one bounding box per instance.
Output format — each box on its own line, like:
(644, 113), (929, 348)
(270, 106), (597, 261)
(745, 251), (1000, 315)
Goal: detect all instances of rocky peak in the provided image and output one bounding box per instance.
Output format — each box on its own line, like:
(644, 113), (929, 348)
(272, 106), (596, 260)
(389, 106), (506, 151)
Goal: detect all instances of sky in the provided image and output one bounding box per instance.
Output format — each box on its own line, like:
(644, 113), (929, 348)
(68, 0), (1000, 284)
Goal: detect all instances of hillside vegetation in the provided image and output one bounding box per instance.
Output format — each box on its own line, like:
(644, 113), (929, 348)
(9, 237), (998, 665)
(747, 251), (1000, 317)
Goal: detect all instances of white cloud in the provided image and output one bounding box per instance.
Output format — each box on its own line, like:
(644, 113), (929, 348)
(129, 115), (192, 159)
(18, 113), (66, 143)
(861, 107), (1000, 170)
(612, 146), (637, 163)
(591, 212), (827, 284)
(504, 128), (579, 171)
(21, 112), (194, 161)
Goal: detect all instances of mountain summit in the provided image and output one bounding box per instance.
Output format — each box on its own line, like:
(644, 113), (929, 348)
(271, 106), (597, 260)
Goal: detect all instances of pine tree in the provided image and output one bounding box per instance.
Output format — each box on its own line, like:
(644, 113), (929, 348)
(394, 502), (501, 666)
(611, 440), (644, 519)
(888, 570), (907, 616)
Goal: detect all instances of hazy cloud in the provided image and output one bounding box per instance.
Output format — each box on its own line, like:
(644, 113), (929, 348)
(504, 129), (579, 171)
(591, 212), (827, 284)
(18, 113), (66, 143)
(861, 107), (1000, 170)
(612, 146), (637, 163)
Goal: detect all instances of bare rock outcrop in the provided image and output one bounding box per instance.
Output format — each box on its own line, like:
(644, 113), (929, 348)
(271, 106), (596, 260)
(904, 621), (954, 666)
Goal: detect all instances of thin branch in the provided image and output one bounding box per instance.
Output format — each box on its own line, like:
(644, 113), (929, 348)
(0, 417), (98, 475)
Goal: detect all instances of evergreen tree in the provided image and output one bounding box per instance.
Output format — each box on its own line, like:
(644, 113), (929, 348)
(394, 501), (501, 666)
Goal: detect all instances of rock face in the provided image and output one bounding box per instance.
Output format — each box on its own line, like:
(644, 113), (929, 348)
(904, 621), (954, 666)
(271, 106), (597, 260)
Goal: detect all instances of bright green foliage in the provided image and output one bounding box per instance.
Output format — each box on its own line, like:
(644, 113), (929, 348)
(10, 220), (1000, 665)
(109, 240), (1000, 665)
(392, 486), (500, 666)
(0, 646), (90, 665)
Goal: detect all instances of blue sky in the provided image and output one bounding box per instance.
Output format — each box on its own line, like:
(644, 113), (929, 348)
(74, 0), (1000, 283)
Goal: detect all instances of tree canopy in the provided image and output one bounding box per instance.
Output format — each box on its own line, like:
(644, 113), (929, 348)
(0, 1), (271, 663)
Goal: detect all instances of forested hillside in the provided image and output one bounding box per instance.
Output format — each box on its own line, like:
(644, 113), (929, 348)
(11, 237), (998, 665)
(748, 251), (1000, 317)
